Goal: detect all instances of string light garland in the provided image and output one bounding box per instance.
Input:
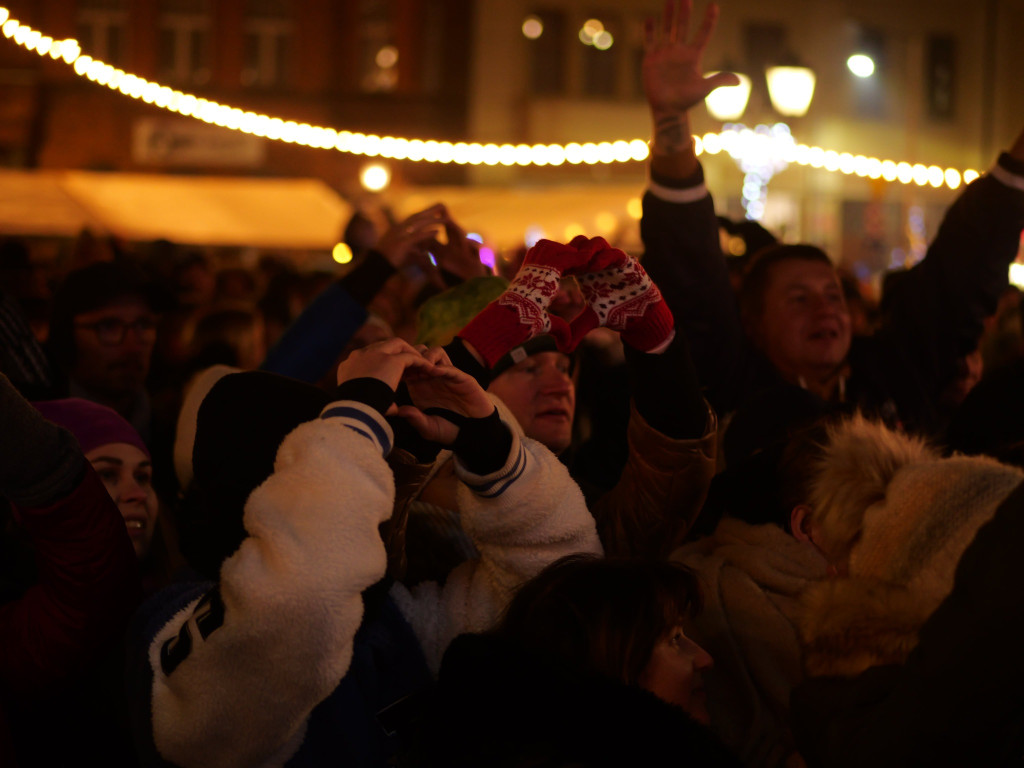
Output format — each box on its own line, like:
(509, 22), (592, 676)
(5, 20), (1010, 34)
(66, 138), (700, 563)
(0, 7), (982, 188)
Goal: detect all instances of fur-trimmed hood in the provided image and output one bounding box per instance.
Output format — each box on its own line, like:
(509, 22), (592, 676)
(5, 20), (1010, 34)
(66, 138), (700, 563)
(801, 415), (1024, 677)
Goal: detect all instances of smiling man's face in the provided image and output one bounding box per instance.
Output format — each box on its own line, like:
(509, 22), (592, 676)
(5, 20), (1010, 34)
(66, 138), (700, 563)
(753, 259), (852, 383)
(487, 351), (575, 453)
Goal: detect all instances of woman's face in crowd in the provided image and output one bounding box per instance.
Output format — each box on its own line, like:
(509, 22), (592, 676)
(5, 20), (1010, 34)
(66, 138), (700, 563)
(86, 442), (158, 560)
(638, 626), (713, 724)
(487, 351), (575, 454)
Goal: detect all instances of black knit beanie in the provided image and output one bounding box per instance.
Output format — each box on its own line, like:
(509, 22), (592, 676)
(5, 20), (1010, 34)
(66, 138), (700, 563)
(179, 370), (331, 579)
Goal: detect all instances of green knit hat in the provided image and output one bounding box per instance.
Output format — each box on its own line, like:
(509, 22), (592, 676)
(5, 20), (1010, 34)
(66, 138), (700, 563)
(415, 275), (509, 347)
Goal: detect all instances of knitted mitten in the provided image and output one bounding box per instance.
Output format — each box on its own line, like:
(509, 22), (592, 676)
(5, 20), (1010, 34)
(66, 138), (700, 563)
(456, 239), (591, 367)
(566, 236), (675, 353)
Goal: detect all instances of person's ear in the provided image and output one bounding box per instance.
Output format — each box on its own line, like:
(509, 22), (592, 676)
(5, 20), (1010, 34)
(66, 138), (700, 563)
(790, 504), (814, 543)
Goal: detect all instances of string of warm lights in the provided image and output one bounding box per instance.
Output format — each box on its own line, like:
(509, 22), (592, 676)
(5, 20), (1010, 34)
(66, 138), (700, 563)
(0, 7), (981, 189)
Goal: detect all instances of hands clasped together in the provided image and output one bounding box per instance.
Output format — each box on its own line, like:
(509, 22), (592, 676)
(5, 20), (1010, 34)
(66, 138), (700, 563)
(337, 338), (494, 446)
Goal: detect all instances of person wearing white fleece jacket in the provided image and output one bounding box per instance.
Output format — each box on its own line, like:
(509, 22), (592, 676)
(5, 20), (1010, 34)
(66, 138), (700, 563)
(129, 339), (601, 768)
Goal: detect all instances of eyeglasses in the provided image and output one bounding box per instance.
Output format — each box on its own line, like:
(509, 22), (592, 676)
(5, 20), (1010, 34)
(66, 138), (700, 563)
(74, 317), (157, 346)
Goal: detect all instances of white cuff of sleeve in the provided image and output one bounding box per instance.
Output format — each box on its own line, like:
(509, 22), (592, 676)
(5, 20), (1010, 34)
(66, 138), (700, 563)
(454, 428), (527, 499)
(647, 179), (710, 204)
(989, 163), (1024, 192)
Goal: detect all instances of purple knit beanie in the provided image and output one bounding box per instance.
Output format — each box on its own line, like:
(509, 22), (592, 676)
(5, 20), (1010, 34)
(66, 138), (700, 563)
(33, 398), (150, 458)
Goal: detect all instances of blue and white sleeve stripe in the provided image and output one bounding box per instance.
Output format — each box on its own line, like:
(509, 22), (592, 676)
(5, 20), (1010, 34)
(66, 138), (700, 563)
(320, 400), (394, 456)
(458, 431), (528, 499)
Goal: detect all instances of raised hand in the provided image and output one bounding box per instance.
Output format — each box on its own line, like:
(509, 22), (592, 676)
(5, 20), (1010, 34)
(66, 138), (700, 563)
(423, 214), (490, 283)
(375, 204), (447, 269)
(644, 0), (738, 115)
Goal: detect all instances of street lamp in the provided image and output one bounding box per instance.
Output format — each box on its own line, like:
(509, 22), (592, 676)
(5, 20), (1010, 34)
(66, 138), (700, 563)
(703, 61), (815, 220)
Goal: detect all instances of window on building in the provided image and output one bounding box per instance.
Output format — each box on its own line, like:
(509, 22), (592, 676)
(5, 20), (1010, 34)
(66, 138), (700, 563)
(241, 0), (292, 88)
(358, 0), (398, 93)
(527, 10), (567, 96)
(76, 0), (128, 66)
(851, 26), (886, 118)
(158, 0), (211, 86)
(925, 35), (956, 121)
(580, 14), (619, 97)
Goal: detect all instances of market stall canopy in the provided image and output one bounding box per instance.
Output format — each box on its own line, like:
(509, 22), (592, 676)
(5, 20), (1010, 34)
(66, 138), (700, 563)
(391, 183), (647, 253)
(0, 170), (352, 250)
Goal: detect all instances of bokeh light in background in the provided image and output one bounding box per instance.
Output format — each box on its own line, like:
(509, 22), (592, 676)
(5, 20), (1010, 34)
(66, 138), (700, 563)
(360, 163), (390, 192)
(332, 242), (354, 264)
(846, 54), (875, 78)
(521, 15), (543, 40)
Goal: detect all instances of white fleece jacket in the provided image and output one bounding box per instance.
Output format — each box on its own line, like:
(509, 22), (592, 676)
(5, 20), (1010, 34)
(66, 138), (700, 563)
(148, 399), (600, 768)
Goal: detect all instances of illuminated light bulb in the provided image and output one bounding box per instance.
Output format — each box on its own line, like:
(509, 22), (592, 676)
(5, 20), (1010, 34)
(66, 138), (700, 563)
(142, 82), (160, 103)
(823, 150), (840, 172)
(466, 143), (485, 165)
(513, 144), (532, 166)
(2, 19), (18, 38)
(866, 157), (883, 179)
(1010, 263), (1024, 290)
(944, 168), (961, 189)
(912, 163), (929, 186)
(97, 64), (115, 86)
(497, 144), (517, 166)
(332, 243), (354, 264)
(320, 128), (338, 149)
(963, 169), (980, 184)
(407, 139), (425, 161)
(610, 140), (630, 163)
(264, 117), (283, 140)
(422, 140), (440, 162)
(693, 136), (703, 155)
(593, 31), (613, 50)
(881, 159), (897, 181)
(108, 68), (124, 89)
(629, 139), (649, 161)
(702, 132), (722, 154)
(530, 144), (550, 166)
(522, 15), (543, 40)
(437, 142), (455, 163)
(452, 142), (470, 164)
(117, 73), (133, 95)
(14, 24), (28, 45)
(546, 144), (566, 166)
(0, 8), (8, 26)
(73, 55), (92, 75)
(581, 19), (603, 45)
(49, 39), (64, 58)
(279, 120), (298, 142)
(239, 112), (258, 133)
(60, 39), (80, 63)
(808, 146), (825, 167)
(597, 142), (615, 163)
(36, 35), (52, 55)
(335, 131), (352, 151)
(363, 134), (382, 156)
(482, 143), (501, 165)
(896, 162), (913, 184)
(129, 77), (146, 99)
(360, 163), (390, 192)
(378, 137), (398, 159)
(793, 143), (811, 165)
(626, 197), (643, 220)
(581, 143), (600, 164)
(24, 29), (40, 50)
(838, 152), (855, 174)
(847, 54), (875, 78)
(294, 123), (313, 145)
(375, 45), (398, 69)
(564, 222), (585, 240)
(565, 143), (584, 164)
(927, 165), (944, 188)
(852, 155), (869, 176)
(595, 211), (617, 233)
(226, 108), (244, 130)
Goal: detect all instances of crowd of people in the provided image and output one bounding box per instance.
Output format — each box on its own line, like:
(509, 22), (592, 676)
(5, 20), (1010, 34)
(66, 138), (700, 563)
(2, 1), (1024, 766)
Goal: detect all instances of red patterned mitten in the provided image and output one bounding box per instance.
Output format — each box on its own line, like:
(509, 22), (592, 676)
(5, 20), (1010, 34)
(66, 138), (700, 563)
(456, 239), (593, 367)
(569, 238), (675, 353)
